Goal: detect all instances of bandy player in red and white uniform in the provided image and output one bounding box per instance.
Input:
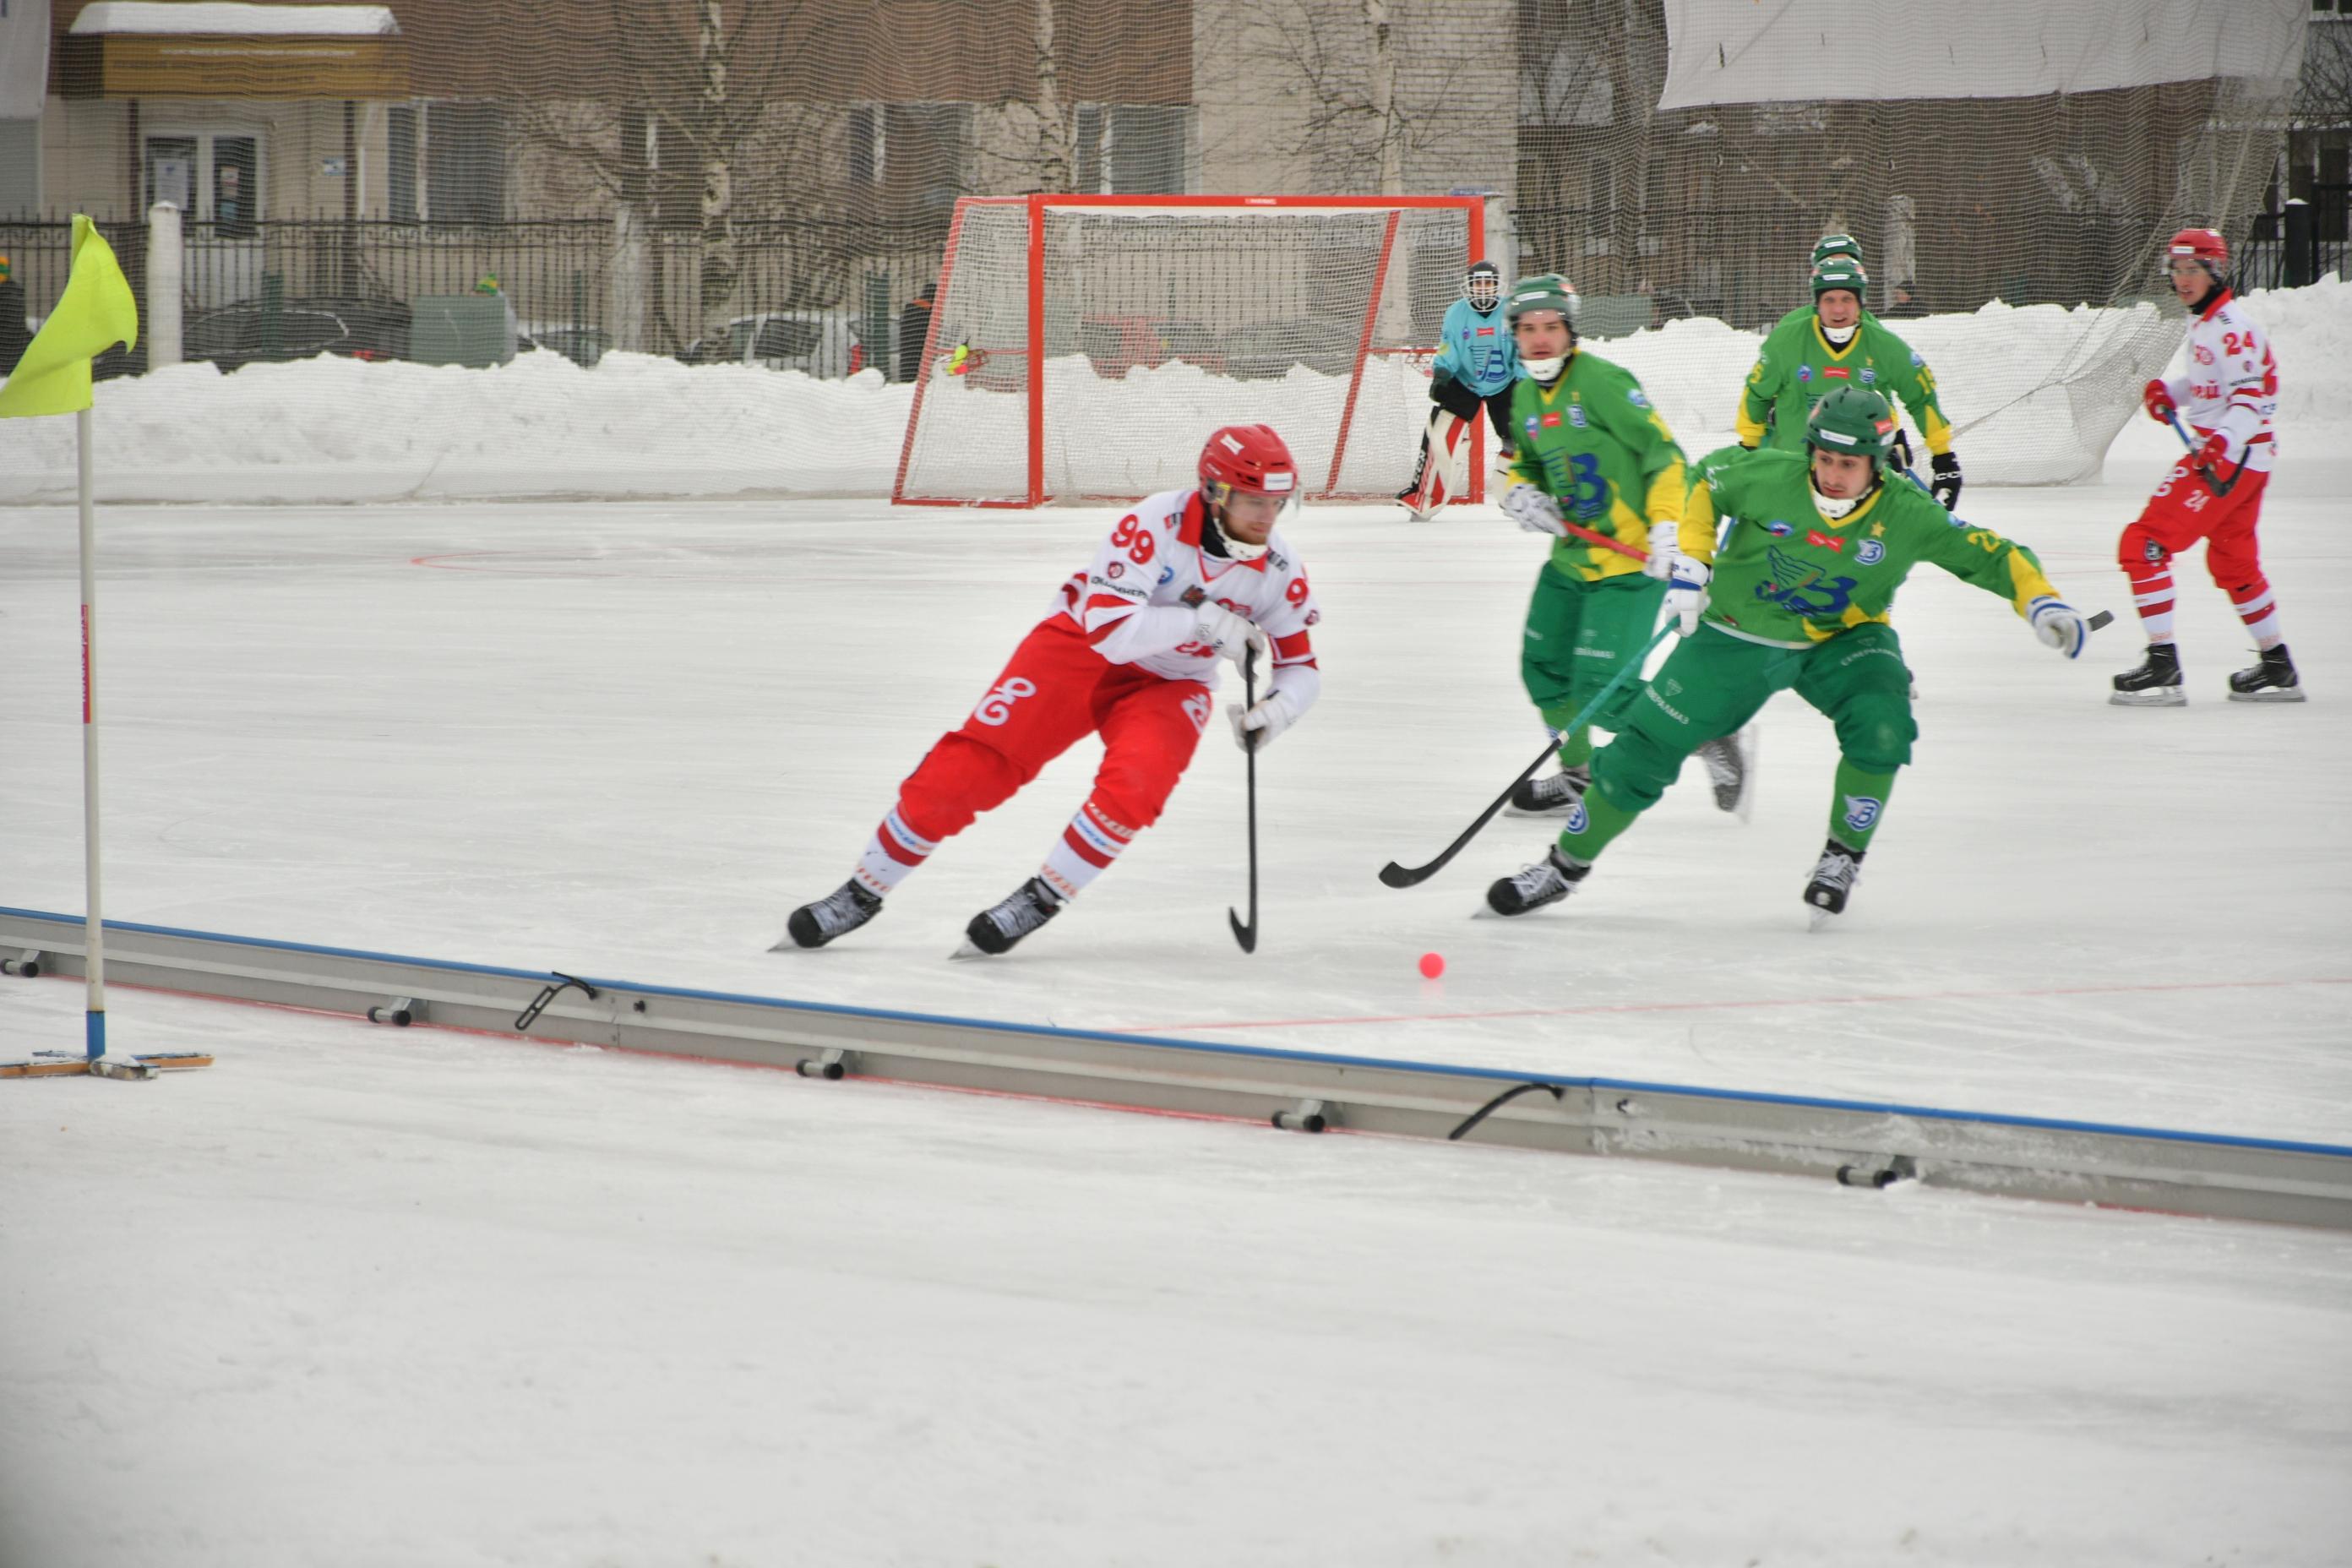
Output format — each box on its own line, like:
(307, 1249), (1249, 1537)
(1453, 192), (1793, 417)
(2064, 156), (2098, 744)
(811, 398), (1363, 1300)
(2110, 226), (2304, 705)
(780, 424), (1323, 957)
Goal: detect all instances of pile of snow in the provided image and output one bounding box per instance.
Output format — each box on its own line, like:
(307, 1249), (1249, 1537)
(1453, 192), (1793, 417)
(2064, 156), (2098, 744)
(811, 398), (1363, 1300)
(4, 275), (2347, 506)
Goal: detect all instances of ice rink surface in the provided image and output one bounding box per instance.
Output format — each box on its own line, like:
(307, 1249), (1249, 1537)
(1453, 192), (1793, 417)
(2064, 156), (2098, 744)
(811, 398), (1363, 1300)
(4, 430), (2350, 1565)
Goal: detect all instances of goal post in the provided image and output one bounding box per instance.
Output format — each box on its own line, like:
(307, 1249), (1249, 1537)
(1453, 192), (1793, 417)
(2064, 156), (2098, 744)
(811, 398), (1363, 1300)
(894, 194), (1483, 507)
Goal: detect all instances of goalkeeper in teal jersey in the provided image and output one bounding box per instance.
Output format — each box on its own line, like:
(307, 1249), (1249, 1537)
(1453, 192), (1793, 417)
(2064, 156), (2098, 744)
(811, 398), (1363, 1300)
(1484, 385), (2093, 927)
(1488, 273), (1705, 819)
(1400, 260), (1519, 519)
(1740, 251), (1966, 512)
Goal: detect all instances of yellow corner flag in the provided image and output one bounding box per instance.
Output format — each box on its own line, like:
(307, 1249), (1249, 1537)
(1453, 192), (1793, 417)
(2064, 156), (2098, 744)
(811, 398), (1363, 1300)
(0, 215), (139, 420)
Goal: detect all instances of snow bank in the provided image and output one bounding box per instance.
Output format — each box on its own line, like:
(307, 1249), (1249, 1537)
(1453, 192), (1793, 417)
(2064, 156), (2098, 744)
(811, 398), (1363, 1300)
(5, 275), (2348, 506)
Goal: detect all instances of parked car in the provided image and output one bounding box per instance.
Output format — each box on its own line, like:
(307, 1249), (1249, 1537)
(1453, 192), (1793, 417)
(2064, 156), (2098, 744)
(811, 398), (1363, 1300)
(184, 297), (411, 372)
(679, 311), (879, 378)
(1216, 318), (1360, 381)
(519, 324), (611, 368)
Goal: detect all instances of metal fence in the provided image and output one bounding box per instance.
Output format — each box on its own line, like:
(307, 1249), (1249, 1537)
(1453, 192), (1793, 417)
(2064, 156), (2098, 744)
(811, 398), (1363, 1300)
(2, 214), (950, 379)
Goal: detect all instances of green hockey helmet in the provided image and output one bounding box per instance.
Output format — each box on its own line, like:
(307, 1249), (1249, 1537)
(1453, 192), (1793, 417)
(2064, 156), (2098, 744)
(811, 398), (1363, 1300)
(1506, 272), (1579, 327)
(1810, 232), (1863, 270)
(1811, 254), (1868, 302)
(1805, 385), (1900, 470)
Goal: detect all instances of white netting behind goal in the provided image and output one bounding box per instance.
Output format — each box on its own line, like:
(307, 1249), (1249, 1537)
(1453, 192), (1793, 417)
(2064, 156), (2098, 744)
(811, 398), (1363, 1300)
(896, 199), (1475, 505)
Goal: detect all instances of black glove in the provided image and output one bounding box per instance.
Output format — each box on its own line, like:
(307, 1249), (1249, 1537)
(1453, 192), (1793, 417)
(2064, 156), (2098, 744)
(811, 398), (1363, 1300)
(1429, 370), (1483, 423)
(1887, 428), (1915, 476)
(1930, 450), (1963, 511)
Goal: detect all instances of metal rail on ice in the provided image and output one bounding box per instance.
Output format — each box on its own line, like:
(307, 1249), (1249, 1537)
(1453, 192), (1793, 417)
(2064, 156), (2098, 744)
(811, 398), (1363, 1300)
(6, 905), (2349, 1230)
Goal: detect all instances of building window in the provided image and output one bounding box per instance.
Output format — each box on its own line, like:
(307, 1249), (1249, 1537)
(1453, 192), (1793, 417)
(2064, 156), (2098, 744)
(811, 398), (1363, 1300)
(0, 117), (37, 218)
(1074, 105), (1189, 195)
(388, 104), (417, 222)
(425, 101), (507, 225)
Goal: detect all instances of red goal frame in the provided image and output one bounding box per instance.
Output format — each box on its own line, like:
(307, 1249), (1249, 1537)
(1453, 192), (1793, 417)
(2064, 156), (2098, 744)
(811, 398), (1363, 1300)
(892, 193), (1485, 508)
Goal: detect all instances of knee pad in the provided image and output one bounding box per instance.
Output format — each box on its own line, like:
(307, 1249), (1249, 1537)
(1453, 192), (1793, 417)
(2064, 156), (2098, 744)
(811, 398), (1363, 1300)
(2118, 524), (2168, 574)
(899, 734), (1026, 840)
(1841, 710), (1916, 773)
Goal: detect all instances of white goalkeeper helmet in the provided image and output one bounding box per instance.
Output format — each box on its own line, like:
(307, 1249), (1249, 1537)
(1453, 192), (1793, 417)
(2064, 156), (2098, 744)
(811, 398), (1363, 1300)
(1466, 259), (1502, 313)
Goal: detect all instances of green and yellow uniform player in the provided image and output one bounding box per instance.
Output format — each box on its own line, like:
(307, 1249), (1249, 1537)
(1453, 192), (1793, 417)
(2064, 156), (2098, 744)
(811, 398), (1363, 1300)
(1485, 386), (2093, 926)
(1772, 232), (1865, 333)
(1492, 273), (1690, 818)
(1740, 252), (1967, 512)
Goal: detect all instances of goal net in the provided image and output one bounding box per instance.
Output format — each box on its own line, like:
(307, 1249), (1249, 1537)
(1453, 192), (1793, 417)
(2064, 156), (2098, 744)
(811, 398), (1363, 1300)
(894, 196), (1478, 506)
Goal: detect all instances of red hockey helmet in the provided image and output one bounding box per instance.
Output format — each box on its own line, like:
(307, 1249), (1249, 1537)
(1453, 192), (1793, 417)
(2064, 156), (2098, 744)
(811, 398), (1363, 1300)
(2166, 227), (2229, 278)
(1198, 423), (1298, 503)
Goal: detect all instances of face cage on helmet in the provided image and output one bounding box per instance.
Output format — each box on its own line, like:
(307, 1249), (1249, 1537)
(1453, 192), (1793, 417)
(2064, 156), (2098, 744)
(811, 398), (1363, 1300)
(1467, 268), (1502, 310)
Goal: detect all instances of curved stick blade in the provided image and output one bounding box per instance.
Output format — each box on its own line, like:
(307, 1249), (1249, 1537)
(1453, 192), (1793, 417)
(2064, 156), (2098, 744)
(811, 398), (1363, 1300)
(1228, 908), (1257, 953)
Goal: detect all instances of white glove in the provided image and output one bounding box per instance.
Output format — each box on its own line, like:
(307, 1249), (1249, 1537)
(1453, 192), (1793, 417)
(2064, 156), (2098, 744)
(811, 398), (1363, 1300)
(1228, 689), (1301, 753)
(1643, 520), (1680, 580)
(1194, 601), (1270, 668)
(2028, 595), (2088, 660)
(1500, 482), (1566, 537)
(1665, 553), (1711, 636)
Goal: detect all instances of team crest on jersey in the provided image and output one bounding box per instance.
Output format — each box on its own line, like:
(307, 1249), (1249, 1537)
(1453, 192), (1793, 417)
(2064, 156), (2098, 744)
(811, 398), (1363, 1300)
(1626, 388), (1652, 409)
(1797, 365), (1813, 382)
(2193, 345), (2214, 365)
(1763, 518), (1796, 536)
(1569, 406), (1587, 427)
(1908, 351), (1925, 368)
(1157, 564), (1174, 586)
(1304, 608), (1320, 626)
(1842, 794), (1882, 834)
(1758, 542), (1859, 618)
(1856, 539), (1886, 565)
(1859, 368), (1876, 384)
(1525, 416), (1541, 433)
(1107, 561), (1124, 578)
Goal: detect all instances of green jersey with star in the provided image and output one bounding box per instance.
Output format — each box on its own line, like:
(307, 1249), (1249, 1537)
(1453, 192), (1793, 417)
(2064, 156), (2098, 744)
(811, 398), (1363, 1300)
(1684, 446), (2056, 647)
(1737, 312), (1953, 457)
(1506, 348), (1687, 583)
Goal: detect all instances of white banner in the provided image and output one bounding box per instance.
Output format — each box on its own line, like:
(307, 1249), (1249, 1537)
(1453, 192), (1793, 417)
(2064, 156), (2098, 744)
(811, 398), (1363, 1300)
(1658, 0), (2307, 109)
(0, 0), (53, 120)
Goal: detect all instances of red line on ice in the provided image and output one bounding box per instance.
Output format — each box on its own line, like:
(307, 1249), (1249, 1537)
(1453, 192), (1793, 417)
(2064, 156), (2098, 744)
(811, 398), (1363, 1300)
(1119, 975), (2352, 1035)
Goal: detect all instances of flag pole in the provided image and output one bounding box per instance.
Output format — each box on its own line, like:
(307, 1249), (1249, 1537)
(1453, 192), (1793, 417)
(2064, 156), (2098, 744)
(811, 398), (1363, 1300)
(79, 403), (106, 1060)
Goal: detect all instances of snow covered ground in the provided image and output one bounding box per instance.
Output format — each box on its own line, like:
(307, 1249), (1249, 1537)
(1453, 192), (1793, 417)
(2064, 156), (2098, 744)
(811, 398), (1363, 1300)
(3, 285), (2351, 1566)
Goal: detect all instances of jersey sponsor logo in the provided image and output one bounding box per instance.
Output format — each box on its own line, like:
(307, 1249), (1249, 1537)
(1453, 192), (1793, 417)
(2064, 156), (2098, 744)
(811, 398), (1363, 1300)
(1107, 560), (1124, 578)
(1859, 368), (1876, 384)
(1541, 411), (1563, 427)
(1476, 326), (1495, 337)
(1805, 530), (1844, 551)
(1841, 794), (1882, 835)
(1304, 608), (1320, 626)
(1797, 365), (1813, 382)
(1823, 367), (1851, 380)
(1856, 538), (1886, 565)
(973, 676), (1037, 727)
(1758, 542), (1859, 618)
(2193, 344), (2215, 365)
(1763, 518), (1796, 536)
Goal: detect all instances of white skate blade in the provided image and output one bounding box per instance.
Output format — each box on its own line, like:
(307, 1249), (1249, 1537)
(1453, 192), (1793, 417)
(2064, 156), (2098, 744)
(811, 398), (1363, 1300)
(2226, 687), (2306, 703)
(2108, 687), (2186, 707)
(1807, 905), (1840, 933)
(1736, 726), (1760, 824)
(1501, 801), (1579, 819)
(950, 939), (991, 961)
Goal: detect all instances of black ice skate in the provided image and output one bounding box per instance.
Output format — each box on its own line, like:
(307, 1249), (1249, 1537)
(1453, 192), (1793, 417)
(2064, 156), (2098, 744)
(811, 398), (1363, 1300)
(775, 879), (884, 950)
(955, 876), (1067, 959)
(2109, 643), (2186, 707)
(1505, 764), (1591, 818)
(1696, 724), (1756, 818)
(2226, 644), (2306, 703)
(1804, 838), (1865, 930)
(1483, 847), (1592, 917)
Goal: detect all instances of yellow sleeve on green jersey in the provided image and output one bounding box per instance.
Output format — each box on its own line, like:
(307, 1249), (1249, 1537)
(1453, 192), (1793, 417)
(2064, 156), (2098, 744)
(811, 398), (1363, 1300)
(1873, 325), (1955, 455)
(1587, 366), (1689, 527)
(1916, 509), (2060, 614)
(1735, 337), (1778, 448)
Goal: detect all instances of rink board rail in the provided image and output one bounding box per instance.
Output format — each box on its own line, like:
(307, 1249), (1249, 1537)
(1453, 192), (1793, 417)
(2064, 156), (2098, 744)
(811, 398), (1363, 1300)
(7, 906), (2351, 1230)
